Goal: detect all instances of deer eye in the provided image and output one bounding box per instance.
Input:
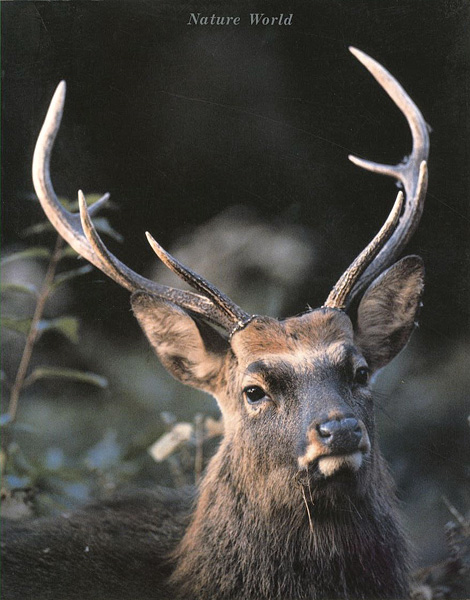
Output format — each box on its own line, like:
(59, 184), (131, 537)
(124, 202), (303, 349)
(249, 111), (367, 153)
(243, 386), (269, 404)
(354, 366), (370, 385)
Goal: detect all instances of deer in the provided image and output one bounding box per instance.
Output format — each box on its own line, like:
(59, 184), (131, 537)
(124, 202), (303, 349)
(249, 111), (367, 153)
(1, 47), (429, 600)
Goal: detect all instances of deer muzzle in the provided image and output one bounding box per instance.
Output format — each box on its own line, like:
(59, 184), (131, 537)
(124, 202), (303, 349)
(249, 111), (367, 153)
(298, 416), (371, 476)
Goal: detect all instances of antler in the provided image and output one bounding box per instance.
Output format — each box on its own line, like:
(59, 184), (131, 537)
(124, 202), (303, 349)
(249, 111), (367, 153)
(32, 82), (250, 332)
(33, 48), (429, 331)
(324, 47), (429, 310)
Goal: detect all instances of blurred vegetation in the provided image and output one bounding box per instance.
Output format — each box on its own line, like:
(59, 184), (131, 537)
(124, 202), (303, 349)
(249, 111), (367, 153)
(1, 194), (127, 514)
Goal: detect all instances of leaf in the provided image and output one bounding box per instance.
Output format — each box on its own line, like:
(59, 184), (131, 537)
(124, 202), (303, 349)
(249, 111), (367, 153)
(51, 265), (93, 291)
(1, 247), (51, 265)
(23, 367), (108, 389)
(22, 221), (57, 237)
(0, 282), (38, 297)
(57, 196), (75, 210)
(23, 216), (122, 242)
(37, 316), (80, 344)
(1, 316), (33, 336)
(1, 316), (80, 342)
(64, 193), (109, 212)
(60, 246), (80, 259)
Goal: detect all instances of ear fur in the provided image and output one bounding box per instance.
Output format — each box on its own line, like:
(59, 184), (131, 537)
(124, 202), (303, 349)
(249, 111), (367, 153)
(131, 292), (228, 393)
(355, 255), (424, 372)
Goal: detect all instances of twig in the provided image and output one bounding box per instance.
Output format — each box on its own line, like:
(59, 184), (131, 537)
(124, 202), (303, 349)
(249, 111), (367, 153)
(8, 235), (65, 422)
(301, 485), (314, 534)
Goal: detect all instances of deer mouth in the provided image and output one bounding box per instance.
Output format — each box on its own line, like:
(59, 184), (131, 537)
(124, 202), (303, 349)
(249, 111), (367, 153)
(296, 444), (371, 485)
(316, 451), (364, 477)
(295, 449), (371, 508)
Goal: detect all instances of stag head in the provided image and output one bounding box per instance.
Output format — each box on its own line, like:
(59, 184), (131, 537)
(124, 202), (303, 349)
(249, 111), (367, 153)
(32, 48), (429, 502)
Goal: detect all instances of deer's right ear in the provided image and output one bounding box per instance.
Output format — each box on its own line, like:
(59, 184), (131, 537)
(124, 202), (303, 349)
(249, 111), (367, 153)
(131, 292), (228, 393)
(355, 256), (425, 372)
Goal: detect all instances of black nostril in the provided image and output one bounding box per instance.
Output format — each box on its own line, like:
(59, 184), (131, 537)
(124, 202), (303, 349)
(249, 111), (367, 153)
(317, 417), (363, 452)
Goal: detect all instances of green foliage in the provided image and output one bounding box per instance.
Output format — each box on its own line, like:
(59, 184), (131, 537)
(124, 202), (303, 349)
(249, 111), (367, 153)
(23, 367), (108, 389)
(2, 316), (81, 343)
(1, 193), (115, 513)
(22, 217), (123, 243)
(0, 282), (39, 297)
(37, 316), (81, 344)
(2, 316), (37, 336)
(1, 247), (51, 265)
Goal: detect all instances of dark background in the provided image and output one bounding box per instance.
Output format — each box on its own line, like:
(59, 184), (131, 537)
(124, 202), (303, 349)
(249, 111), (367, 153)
(2, 0), (469, 568)
(3, 0), (469, 333)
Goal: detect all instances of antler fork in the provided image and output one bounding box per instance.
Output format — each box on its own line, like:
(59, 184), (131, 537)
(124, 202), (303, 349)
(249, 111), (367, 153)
(324, 47), (429, 310)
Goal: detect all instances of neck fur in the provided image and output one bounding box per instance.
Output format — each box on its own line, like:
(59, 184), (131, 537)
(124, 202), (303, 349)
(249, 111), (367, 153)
(171, 439), (409, 600)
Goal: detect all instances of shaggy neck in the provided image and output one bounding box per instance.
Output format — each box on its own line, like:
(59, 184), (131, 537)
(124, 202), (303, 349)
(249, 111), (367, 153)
(171, 440), (410, 600)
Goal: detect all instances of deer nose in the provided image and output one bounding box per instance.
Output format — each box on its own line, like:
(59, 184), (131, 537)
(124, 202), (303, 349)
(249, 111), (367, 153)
(317, 417), (363, 454)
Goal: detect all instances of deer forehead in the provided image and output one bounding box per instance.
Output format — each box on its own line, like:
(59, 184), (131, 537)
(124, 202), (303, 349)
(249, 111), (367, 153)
(231, 309), (356, 372)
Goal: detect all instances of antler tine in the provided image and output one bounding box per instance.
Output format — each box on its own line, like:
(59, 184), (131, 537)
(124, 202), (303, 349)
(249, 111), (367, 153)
(32, 82), (242, 332)
(145, 232), (251, 326)
(32, 82), (103, 267)
(77, 190), (137, 289)
(324, 48), (430, 309)
(348, 47), (429, 189)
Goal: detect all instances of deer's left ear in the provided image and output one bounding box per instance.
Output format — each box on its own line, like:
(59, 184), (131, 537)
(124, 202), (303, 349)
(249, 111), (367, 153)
(355, 256), (424, 372)
(131, 292), (228, 393)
